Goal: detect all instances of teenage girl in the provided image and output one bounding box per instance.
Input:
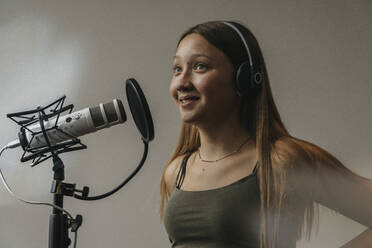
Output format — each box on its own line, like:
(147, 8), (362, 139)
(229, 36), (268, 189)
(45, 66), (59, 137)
(160, 21), (372, 248)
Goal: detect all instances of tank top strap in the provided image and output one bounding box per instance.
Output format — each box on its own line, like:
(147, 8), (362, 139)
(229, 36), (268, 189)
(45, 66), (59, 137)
(252, 161), (259, 174)
(175, 153), (192, 189)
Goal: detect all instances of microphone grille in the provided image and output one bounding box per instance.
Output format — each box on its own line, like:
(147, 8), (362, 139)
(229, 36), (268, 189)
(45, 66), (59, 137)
(103, 101), (118, 122)
(90, 106), (105, 127)
(89, 100), (126, 128)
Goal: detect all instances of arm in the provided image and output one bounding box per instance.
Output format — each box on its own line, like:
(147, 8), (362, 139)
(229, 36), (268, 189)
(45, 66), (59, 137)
(313, 161), (372, 247)
(340, 228), (372, 248)
(274, 137), (372, 246)
(281, 137), (372, 228)
(288, 138), (372, 246)
(310, 158), (372, 229)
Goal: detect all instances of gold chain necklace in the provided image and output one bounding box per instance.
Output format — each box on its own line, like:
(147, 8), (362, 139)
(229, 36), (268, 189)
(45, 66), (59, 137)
(197, 136), (251, 163)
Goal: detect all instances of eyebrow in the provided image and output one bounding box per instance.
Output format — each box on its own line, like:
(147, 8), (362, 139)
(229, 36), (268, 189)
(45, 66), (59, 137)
(173, 54), (213, 60)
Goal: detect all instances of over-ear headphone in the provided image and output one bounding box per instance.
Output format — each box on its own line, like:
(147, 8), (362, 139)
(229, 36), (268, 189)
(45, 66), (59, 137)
(221, 21), (263, 95)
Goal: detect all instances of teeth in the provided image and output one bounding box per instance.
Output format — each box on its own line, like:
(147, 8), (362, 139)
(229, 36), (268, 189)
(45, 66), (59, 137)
(181, 98), (198, 103)
(180, 97), (199, 102)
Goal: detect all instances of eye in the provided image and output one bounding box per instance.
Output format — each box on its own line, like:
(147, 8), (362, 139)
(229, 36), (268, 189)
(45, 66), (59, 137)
(194, 63), (207, 71)
(172, 65), (182, 74)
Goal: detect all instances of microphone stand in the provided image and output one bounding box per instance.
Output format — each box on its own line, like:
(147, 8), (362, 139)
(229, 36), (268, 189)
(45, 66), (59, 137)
(49, 155), (70, 248)
(6, 78), (155, 247)
(7, 96), (87, 248)
(49, 155), (85, 248)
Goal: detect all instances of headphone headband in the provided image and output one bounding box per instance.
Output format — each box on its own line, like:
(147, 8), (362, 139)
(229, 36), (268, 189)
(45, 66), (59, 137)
(221, 21), (263, 94)
(221, 21), (253, 67)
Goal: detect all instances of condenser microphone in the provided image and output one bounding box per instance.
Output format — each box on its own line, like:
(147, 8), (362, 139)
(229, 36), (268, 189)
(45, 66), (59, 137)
(17, 99), (126, 150)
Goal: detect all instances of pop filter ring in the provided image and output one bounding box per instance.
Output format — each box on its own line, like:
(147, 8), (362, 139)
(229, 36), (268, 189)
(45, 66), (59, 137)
(74, 78), (154, 200)
(125, 78), (154, 143)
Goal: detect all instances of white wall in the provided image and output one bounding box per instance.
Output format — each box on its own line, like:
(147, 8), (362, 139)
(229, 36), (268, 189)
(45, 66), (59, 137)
(0, 0), (370, 247)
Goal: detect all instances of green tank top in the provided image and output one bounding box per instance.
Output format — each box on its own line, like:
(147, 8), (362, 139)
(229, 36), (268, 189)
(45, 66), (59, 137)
(163, 153), (261, 248)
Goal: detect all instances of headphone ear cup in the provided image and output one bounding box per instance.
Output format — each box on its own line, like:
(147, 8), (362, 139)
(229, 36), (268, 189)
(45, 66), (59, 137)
(235, 61), (252, 95)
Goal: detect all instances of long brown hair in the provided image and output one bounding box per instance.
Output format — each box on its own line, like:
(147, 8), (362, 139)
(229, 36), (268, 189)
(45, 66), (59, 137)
(159, 20), (367, 247)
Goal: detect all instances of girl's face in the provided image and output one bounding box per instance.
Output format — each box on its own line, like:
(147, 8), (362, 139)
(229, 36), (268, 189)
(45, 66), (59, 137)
(170, 33), (241, 126)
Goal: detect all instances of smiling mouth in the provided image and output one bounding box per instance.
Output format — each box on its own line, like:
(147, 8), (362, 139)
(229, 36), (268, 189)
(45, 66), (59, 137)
(178, 96), (200, 101)
(179, 98), (199, 107)
(180, 98), (198, 103)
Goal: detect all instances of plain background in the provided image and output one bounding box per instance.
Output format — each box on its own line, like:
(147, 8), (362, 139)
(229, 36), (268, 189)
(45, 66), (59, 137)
(0, 0), (371, 247)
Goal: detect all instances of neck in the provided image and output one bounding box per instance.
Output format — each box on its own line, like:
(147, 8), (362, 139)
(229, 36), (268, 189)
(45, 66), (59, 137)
(195, 112), (253, 161)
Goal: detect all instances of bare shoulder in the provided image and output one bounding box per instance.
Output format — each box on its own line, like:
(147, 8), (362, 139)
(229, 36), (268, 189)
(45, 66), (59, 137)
(271, 136), (298, 166)
(271, 136), (327, 191)
(270, 136), (318, 176)
(271, 136), (316, 163)
(164, 154), (188, 194)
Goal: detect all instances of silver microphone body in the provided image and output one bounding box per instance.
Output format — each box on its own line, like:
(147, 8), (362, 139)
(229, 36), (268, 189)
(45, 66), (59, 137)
(20, 99), (126, 149)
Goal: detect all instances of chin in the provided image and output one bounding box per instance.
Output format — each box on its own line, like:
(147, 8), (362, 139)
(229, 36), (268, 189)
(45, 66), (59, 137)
(181, 117), (196, 124)
(181, 115), (205, 127)
(181, 113), (198, 124)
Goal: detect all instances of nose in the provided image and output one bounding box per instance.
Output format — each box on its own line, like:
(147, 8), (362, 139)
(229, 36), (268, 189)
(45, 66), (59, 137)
(174, 68), (193, 92)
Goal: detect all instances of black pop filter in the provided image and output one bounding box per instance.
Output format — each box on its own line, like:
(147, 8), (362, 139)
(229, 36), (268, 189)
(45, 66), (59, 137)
(75, 78), (154, 201)
(125, 78), (154, 143)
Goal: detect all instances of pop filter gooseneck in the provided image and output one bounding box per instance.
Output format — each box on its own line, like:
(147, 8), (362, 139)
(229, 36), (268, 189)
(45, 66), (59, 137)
(75, 78), (154, 201)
